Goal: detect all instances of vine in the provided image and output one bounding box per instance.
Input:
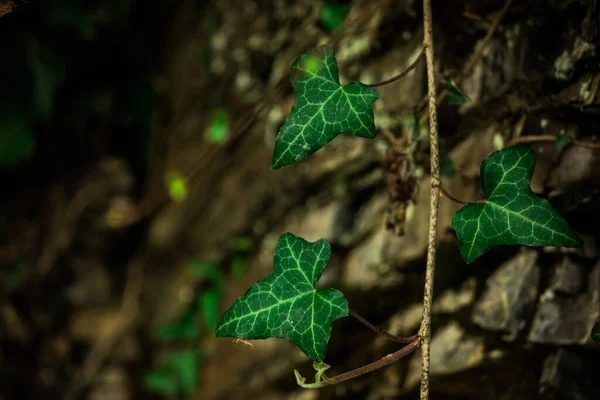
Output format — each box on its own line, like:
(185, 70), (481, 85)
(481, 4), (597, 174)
(214, 2), (584, 398)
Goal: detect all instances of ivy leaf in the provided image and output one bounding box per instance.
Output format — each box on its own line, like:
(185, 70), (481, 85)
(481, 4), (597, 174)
(555, 134), (573, 152)
(215, 232), (348, 361)
(452, 144), (582, 263)
(319, 3), (350, 32)
(445, 80), (470, 105)
(271, 47), (379, 169)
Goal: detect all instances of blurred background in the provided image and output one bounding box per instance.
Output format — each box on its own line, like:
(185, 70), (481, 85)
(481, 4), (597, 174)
(0, 0), (599, 399)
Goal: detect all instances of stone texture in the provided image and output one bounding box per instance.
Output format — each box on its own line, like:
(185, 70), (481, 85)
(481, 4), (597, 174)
(550, 257), (584, 295)
(539, 349), (600, 400)
(343, 226), (405, 289)
(472, 250), (540, 337)
(547, 146), (596, 190)
(433, 277), (476, 314)
(528, 261), (600, 345)
(405, 322), (485, 388)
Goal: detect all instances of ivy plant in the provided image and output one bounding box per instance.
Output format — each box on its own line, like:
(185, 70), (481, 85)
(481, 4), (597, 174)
(271, 46), (378, 169)
(216, 46), (583, 388)
(215, 233), (348, 361)
(452, 144), (582, 263)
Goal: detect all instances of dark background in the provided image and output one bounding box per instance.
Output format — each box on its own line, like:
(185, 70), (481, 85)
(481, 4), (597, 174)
(0, 0), (599, 399)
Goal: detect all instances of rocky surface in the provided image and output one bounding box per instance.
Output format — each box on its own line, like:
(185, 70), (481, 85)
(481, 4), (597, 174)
(472, 250), (540, 338)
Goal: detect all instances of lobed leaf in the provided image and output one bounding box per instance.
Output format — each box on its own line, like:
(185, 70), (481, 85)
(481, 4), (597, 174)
(452, 144), (582, 263)
(215, 232), (348, 361)
(271, 47), (378, 169)
(445, 80), (470, 105)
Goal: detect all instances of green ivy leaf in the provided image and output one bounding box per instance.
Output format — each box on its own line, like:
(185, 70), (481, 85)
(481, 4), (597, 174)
(445, 80), (470, 105)
(452, 144), (582, 263)
(319, 4), (350, 32)
(215, 232), (348, 361)
(555, 134), (573, 152)
(272, 47), (379, 169)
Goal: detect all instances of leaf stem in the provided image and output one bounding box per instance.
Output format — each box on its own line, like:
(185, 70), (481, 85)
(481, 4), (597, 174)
(508, 134), (600, 150)
(326, 337), (420, 385)
(438, 183), (486, 206)
(295, 337), (421, 388)
(349, 309), (418, 344)
(366, 47), (426, 88)
(420, 0), (440, 399)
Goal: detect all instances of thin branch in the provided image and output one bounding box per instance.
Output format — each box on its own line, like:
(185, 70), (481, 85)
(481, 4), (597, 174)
(420, 1), (440, 399)
(418, 0), (513, 122)
(349, 309), (418, 344)
(438, 184), (486, 205)
(62, 254), (145, 400)
(366, 47), (426, 88)
(457, 0), (513, 84)
(508, 135), (600, 149)
(325, 337), (420, 385)
(297, 337), (421, 388)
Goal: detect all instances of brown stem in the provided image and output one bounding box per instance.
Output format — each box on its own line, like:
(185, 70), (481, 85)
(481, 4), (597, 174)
(418, 0), (513, 123)
(324, 337), (421, 385)
(349, 309), (418, 344)
(438, 184), (486, 206)
(366, 47), (426, 88)
(420, 0), (440, 399)
(508, 135), (600, 150)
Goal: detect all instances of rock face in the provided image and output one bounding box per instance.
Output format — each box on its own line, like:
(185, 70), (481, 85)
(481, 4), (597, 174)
(528, 261), (600, 345)
(549, 257), (584, 295)
(405, 322), (485, 389)
(472, 250), (540, 337)
(539, 349), (600, 400)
